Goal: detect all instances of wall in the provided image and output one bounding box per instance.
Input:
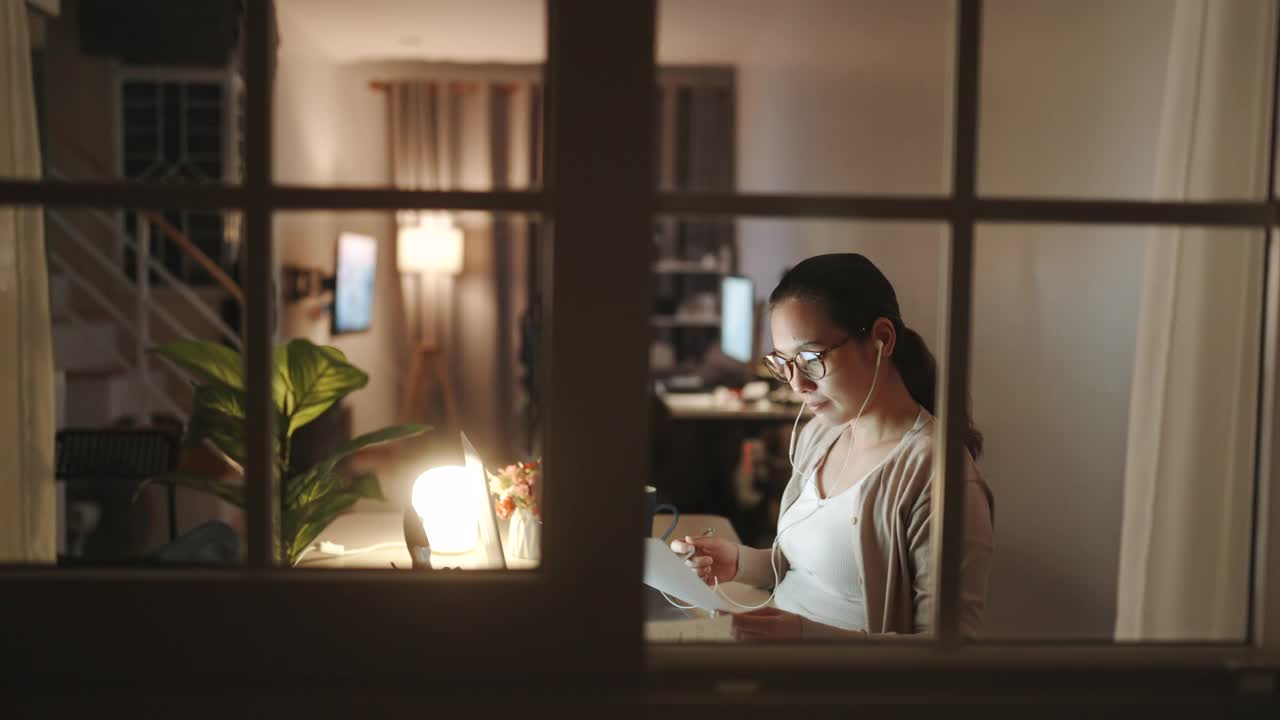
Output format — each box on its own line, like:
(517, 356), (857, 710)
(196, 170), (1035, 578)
(971, 0), (1178, 639)
(722, 0), (1178, 639)
(273, 19), (404, 442)
(713, 0), (953, 361)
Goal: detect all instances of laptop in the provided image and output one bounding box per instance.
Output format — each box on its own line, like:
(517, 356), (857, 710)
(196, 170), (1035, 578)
(461, 432), (507, 570)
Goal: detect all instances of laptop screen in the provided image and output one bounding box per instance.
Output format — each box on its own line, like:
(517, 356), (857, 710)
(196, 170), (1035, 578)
(461, 432), (507, 570)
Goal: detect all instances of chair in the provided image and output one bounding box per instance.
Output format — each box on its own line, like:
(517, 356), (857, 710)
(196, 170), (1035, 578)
(56, 428), (180, 562)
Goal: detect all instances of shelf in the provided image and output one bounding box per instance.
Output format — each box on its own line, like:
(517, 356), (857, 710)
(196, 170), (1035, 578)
(651, 315), (721, 328)
(652, 260), (726, 275)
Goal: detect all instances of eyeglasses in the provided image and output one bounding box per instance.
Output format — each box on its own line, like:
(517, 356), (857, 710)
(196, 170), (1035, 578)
(761, 336), (852, 383)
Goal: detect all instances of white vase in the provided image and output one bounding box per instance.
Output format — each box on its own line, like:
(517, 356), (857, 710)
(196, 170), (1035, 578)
(507, 508), (541, 562)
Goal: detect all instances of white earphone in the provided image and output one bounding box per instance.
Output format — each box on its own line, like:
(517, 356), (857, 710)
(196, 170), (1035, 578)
(787, 337), (883, 465)
(697, 334), (886, 613)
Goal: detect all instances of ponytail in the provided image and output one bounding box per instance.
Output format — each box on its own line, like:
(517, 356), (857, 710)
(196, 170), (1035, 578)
(893, 324), (984, 460)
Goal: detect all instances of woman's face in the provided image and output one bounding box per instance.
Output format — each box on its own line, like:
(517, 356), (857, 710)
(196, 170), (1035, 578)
(769, 298), (878, 426)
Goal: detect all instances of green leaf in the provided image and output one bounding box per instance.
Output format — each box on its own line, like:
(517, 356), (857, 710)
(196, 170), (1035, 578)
(134, 472), (245, 508)
(153, 340), (244, 391)
(287, 491), (362, 565)
(327, 424), (429, 468)
(279, 339), (368, 436)
(349, 471), (384, 501)
(284, 472), (384, 563)
(273, 344), (293, 418)
(194, 383), (246, 420)
(284, 425), (426, 510)
(285, 466), (340, 511)
(186, 381), (289, 471)
(186, 404), (246, 466)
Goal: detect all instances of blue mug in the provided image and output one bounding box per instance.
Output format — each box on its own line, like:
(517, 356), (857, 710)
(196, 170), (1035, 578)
(645, 484), (679, 541)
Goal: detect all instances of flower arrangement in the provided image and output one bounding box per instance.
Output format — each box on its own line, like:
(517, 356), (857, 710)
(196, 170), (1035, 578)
(487, 459), (542, 520)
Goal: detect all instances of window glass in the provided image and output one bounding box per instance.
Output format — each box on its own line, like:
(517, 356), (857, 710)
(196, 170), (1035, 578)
(11, 3), (250, 187)
(647, 218), (950, 642)
(0, 203), (246, 568)
(979, 0), (1274, 201)
(972, 223), (1263, 642)
(275, 209), (542, 571)
(272, 0), (545, 190)
(657, 0), (955, 196)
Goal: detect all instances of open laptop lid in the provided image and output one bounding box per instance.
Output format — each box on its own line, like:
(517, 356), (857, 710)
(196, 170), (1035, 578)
(461, 432), (507, 570)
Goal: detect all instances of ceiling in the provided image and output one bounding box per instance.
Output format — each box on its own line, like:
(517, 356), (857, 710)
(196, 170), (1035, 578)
(274, 0), (948, 66)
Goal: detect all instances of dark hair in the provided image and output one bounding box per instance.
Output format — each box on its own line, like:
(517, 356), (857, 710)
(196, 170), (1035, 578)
(769, 253), (983, 459)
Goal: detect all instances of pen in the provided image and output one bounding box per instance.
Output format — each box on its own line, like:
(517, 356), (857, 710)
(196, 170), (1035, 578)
(681, 527), (715, 561)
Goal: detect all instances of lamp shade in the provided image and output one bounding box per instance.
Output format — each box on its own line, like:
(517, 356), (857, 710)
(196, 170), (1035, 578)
(397, 214), (463, 275)
(410, 465), (478, 554)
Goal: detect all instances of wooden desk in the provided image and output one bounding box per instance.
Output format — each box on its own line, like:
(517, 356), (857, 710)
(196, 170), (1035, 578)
(654, 394), (798, 545)
(298, 510), (537, 570)
(661, 392), (801, 421)
(298, 511), (744, 572)
(302, 509), (769, 640)
(299, 507), (762, 614)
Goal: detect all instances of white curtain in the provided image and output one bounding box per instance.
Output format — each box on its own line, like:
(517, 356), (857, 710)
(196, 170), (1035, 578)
(1115, 0), (1274, 641)
(0, 0), (55, 563)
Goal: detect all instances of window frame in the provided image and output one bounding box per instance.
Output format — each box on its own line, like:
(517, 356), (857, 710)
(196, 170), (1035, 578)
(1, 0), (1278, 696)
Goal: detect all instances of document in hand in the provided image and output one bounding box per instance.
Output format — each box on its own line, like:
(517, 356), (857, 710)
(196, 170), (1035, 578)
(642, 537), (734, 613)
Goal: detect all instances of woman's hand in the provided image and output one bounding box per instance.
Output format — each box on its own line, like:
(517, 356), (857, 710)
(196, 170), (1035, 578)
(669, 535), (738, 585)
(730, 607), (804, 641)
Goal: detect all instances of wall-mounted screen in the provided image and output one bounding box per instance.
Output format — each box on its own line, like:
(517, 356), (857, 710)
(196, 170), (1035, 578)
(332, 232), (377, 335)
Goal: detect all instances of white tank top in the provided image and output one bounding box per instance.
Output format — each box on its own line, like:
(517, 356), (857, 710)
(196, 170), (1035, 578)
(773, 474), (867, 630)
(772, 410), (928, 631)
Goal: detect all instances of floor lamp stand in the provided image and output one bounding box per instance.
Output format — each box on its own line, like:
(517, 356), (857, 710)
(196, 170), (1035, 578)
(399, 273), (458, 429)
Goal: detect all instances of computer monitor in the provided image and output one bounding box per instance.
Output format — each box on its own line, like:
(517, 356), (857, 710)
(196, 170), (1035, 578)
(720, 275), (754, 363)
(461, 432), (507, 570)
(331, 231), (377, 335)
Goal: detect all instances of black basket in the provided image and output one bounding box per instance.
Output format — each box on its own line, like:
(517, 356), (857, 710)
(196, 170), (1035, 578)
(56, 429), (181, 558)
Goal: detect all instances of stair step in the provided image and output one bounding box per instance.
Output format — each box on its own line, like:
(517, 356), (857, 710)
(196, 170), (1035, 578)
(48, 270), (73, 321)
(52, 320), (120, 372)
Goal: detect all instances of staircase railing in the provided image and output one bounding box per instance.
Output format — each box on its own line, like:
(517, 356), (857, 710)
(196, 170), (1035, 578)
(46, 173), (243, 350)
(45, 126), (245, 427)
(46, 128), (244, 304)
(46, 249), (187, 422)
(46, 208), (240, 350)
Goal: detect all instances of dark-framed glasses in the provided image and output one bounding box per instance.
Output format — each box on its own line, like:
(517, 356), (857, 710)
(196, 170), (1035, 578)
(761, 336), (851, 382)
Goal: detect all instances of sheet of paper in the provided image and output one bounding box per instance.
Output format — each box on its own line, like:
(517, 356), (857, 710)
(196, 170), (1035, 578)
(643, 537), (734, 613)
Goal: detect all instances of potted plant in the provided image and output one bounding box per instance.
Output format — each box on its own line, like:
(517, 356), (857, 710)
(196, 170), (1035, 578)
(138, 338), (428, 566)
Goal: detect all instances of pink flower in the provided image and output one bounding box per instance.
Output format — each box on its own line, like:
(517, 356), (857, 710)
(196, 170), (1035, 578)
(495, 496), (516, 520)
(489, 458), (541, 517)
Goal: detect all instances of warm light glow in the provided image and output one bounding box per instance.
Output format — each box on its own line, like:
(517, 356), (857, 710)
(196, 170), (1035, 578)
(410, 465), (478, 553)
(397, 213), (464, 275)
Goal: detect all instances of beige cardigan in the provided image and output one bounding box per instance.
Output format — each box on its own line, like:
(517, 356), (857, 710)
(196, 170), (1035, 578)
(737, 411), (994, 638)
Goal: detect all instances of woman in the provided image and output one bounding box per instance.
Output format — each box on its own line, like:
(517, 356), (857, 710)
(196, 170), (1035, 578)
(672, 253), (994, 640)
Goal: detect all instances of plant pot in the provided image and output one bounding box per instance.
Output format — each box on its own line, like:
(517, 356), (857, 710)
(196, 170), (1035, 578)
(507, 508), (541, 562)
